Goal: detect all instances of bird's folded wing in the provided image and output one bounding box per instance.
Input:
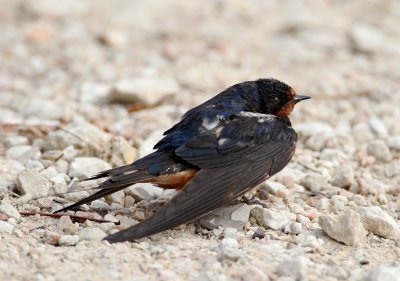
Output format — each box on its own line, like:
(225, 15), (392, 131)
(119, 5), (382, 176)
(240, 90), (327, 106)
(105, 113), (297, 242)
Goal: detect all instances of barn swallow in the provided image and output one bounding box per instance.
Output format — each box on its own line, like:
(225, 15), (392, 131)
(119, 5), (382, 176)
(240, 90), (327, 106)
(56, 78), (310, 243)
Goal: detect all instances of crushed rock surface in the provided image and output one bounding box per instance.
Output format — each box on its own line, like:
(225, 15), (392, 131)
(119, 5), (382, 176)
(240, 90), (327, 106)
(0, 1), (400, 280)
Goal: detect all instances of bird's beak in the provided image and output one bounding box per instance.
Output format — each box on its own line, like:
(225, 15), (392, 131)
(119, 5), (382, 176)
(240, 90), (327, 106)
(293, 95), (311, 103)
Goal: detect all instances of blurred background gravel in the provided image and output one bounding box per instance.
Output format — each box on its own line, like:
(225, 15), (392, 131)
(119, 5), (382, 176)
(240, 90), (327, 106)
(0, 1), (399, 281)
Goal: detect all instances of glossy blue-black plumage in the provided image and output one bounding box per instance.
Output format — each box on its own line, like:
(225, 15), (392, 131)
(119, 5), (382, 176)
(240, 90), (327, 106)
(56, 78), (305, 243)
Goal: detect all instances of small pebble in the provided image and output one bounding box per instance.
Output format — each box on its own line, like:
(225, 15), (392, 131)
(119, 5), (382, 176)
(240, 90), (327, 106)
(77, 227), (107, 241)
(59, 235), (80, 246)
(319, 209), (366, 245)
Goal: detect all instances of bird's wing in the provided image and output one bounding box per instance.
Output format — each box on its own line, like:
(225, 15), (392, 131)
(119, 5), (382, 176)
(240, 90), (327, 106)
(104, 113), (297, 242)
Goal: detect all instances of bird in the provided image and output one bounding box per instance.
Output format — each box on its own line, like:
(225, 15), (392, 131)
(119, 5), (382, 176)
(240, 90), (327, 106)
(55, 78), (311, 243)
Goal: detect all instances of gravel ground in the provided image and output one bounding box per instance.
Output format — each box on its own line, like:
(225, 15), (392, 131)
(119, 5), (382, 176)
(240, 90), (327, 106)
(1, 1), (400, 280)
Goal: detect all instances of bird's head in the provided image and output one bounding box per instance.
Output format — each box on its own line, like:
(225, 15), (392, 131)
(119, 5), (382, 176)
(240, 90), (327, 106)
(256, 78), (311, 117)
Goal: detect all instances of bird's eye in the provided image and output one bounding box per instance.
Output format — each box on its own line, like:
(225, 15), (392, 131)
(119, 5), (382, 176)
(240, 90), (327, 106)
(270, 96), (279, 102)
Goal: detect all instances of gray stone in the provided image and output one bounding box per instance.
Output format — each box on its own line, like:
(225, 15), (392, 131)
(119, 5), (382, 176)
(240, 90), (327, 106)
(0, 160), (25, 189)
(367, 140), (392, 162)
(265, 181), (286, 195)
(296, 122), (334, 137)
(24, 160), (45, 172)
(125, 183), (163, 201)
(289, 222), (303, 235)
(16, 169), (52, 201)
(316, 197), (331, 211)
(115, 215), (137, 229)
(0, 221), (14, 234)
(4, 136), (29, 148)
(0, 204), (21, 220)
(77, 227), (107, 241)
(200, 204), (256, 230)
(349, 24), (384, 54)
(326, 265), (349, 279)
(6, 145), (38, 160)
(302, 173), (328, 192)
(277, 256), (309, 279)
(105, 190), (125, 206)
(319, 209), (366, 245)
(59, 235), (80, 246)
(305, 131), (332, 151)
(217, 238), (245, 262)
(40, 166), (58, 180)
(53, 159), (69, 174)
(223, 227), (239, 240)
(239, 266), (269, 281)
(45, 121), (111, 154)
(90, 200), (111, 210)
(366, 265), (400, 281)
(357, 206), (400, 240)
(103, 136), (137, 167)
(330, 195), (348, 212)
(293, 233), (324, 248)
(330, 165), (354, 188)
(369, 117), (388, 137)
(109, 76), (178, 107)
(99, 222), (116, 233)
(352, 123), (374, 143)
(251, 207), (290, 231)
(69, 157), (111, 179)
(50, 174), (68, 195)
(41, 150), (65, 160)
(385, 161), (400, 178)
(387, 136), (400, 151)
(104, 214), (119, 224)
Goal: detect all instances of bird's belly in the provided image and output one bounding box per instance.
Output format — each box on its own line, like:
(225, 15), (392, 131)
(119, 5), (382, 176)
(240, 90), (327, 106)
(154, 169), (198, 189)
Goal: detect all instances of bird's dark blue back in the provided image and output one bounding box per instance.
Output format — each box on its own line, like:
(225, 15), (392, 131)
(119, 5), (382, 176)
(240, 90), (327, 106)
(154, 81), (262, 151)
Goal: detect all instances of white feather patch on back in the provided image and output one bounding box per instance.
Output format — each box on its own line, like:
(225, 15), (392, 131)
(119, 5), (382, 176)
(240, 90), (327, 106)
(238, 111), (276, 123)
(202, 118), (219, 130)
(202, 115), (225, 130)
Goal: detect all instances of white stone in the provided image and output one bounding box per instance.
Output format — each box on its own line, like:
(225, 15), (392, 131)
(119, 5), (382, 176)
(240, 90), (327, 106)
(367, 141), (392, 162)
(349, 25), (384, 53)
(59, 235), (80, 246)
(125, 183), (163, 201)
(369, 117), (388, 137)
(109, 76), (178, 107)
(251, 207), (290, 231)
(0, 221), (14, 234)
(69, 157), (111, 179)
(0, 204), (21, 220)
(104, 136), (137, 167)
(45, 121), (111, 153)
(4, 136), (29, 148)
(217, 238), (245, 262)
(17, 169), (52, 201)
(200, 204), (256, 230)
(387, 136), (400, 151)
(366, 265), (400, 281)
(90, 200), (111, 211)
(277, 256), (310, 278)
(77, 227), (107, 241)
(265, 181), (286, 195)
(319, 209), (366, 246)
(330, 165), (354, 188)
(358, 206), (400, 240)
(302, 173), (328, 192)
(6, 145), (40, 160)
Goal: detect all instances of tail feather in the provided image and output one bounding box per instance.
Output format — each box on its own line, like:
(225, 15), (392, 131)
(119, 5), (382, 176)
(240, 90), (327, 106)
(54, 170), (154, 213)
(81, 164), (136, 182)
